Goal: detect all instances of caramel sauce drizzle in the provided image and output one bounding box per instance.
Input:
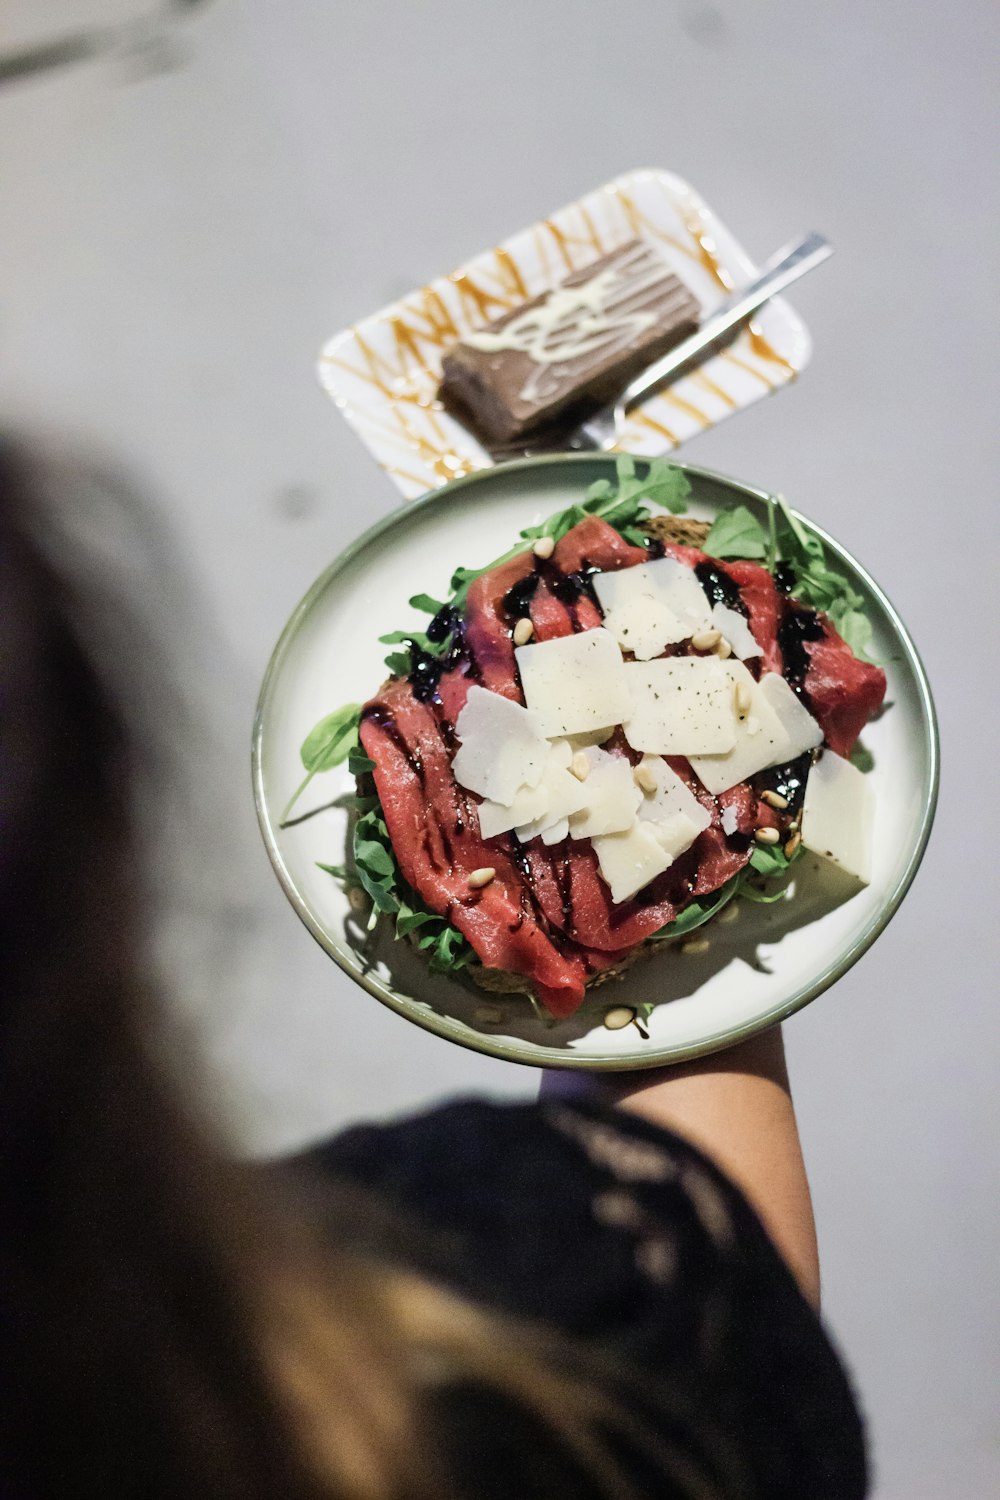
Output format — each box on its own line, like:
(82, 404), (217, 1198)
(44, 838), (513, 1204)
(494, 246), (529, 299)
(611, 182), (797, 379)
(718, 347), (775, 390)
(630, 408), (680, 446)
(659, 388), (712, 429)
(326, 180), (799, 493)
(690, 369), (738, 409)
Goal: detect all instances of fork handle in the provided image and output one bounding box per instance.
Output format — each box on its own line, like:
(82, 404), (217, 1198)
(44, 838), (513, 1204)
(617, 232), (833, 417)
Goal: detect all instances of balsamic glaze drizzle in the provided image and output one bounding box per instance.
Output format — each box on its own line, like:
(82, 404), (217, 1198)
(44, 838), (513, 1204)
(501, 572), (540, 619)
(694, 561), (748, 615)
(755, 751), (813, 816)
(777, 606), (824, 692)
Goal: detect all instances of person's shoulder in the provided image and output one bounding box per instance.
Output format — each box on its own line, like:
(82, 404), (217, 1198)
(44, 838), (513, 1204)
(307, 1094), (706, 1213)
(294, 1095), (867, 1498)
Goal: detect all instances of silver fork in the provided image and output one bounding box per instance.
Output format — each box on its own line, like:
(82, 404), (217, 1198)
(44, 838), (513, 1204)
(514, 232), (833, 456)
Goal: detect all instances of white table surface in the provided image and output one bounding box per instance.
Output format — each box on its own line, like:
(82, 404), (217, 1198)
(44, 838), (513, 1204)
(1, 3), (997, 1496)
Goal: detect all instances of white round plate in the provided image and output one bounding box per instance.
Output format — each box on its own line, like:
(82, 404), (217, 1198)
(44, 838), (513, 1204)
(253, 457), (938, 1069)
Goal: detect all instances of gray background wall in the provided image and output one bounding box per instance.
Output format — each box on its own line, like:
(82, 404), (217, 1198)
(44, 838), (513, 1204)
(2, 2), (998, 1495)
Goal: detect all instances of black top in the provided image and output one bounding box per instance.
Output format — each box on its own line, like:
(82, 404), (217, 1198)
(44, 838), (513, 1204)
(302, 1097), (866, 1499)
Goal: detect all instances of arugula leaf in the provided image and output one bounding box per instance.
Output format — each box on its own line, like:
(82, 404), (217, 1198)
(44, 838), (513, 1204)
(828, 606), (873, 659)
(765, 501), (779, 573)
(448, 542), (528, 612)
(521, 456), (690, 547)
(281, 703), (361, 823)
(766, 495), (882, 663)
(379, 629), (428, 646)
(850, 742), (875, 774)
(409, 593), (444, 614)
(703, 504), (768, 560)
(748, 842), (791, 877)
(347, 749), (377, 777)
(383, 650), (412, 677)
(301, 704), (361, 771)
(649, 873), (740, 941)
(340, 800), (476, 972)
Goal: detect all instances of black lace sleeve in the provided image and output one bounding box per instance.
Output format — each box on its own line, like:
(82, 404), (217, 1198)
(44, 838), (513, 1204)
(299, 1097), (866, 1499)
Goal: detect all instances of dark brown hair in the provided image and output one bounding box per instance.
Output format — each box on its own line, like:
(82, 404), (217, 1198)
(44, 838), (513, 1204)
(0, 439), (342, 1496)
(0, 441), (734, 1500)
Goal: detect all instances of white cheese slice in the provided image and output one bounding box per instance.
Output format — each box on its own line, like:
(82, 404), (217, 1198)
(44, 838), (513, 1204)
(801, 750), (873, 884)
(645, 556), (714, 633)
(756, 673), (824, 759)
(515, 627), (631, 738)
(539, 818), (569, 846)
(592, 821), (675, 904)
(601, 593), (690, 660)
(591, 556), (712, 635)
(650, 809), (708, 861)
(565, 726), (616, 749)
(711, 602), (761, 660)
(514, 740), (590, 841)
(635, 756), (713, 836)
(452, 685), (548, 804)
(568, 747), (642, 838)
(622, 657), (737, 755)
(687, 663), (794, 794)
(591, 562), (661, 614)
(478, 781), (549, 840)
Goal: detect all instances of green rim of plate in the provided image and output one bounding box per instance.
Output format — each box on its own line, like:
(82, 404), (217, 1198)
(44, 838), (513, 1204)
(252, 456), (939, 1070)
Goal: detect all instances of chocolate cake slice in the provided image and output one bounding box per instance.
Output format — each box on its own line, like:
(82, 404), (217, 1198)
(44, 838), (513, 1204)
(439, 239), (701, 444)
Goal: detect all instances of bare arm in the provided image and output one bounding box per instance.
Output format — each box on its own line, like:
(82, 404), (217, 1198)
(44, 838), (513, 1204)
(541, 1026), (821, 1308)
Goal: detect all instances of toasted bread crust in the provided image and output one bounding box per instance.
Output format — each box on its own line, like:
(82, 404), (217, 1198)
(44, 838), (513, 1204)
(642, 514), (711, 549)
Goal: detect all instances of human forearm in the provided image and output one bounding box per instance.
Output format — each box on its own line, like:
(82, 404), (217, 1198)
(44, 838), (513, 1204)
(541, 1027), (820, 1307)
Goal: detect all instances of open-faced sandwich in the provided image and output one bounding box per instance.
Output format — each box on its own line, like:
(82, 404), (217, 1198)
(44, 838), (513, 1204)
(290, 460), (885, 1021)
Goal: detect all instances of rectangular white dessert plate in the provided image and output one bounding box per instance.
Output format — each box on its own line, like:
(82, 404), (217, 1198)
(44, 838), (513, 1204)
(318, 167), (812, 500)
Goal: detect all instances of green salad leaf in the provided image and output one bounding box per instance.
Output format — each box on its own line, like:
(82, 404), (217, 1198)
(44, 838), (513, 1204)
(281, 702), (362, 823)
(772, 497), (877, 659)
(697, 494), (879, 662)
(703, 504), (768, 560)
(409, 593), (445, 614)
(523, 454), (690, 548)
(648, 875), (740, 941)
(326, 800), (475, 973)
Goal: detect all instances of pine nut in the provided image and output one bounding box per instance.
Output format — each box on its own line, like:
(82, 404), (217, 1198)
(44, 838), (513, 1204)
(715, 637), (733, 658)
(347, 885), (367, 913)
(603, 1006), (636, 1031)
(570, 751), (591, 781)
(716, 901), (740, 924)
(734, 681), (752, 716)
(634, 762), (658, 794)
(691, 627), (721, 651)
(760, 789), (789, 810)
(681, 937), (711, 955)
(532, 535), (555, 560)
(784, 831), (802, 858)
(467, 866), (496, 889)
(512, 617), (534, 646)
(754, 826), (780, 845)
